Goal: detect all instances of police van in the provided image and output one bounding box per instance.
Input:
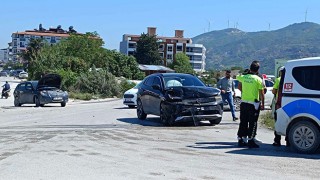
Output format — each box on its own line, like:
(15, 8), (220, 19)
(275, 57), (320, 154)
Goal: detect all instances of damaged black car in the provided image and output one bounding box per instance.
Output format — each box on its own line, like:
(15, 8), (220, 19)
(136, 73), (223, 126)
(13, 74), (68, 107)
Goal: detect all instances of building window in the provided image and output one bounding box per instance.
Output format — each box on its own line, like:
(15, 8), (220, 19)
(159, 44), (164, 51)
(19, 42), (25, 47)
(128, 51), (135, 56)
(167, 46), (173, 52)
(167, 54), (173, 60)
(128, 42), (136, 48)
(176, 45), (183, 52)
(159, 52), (164, 58)
(13, 41), (17, 47)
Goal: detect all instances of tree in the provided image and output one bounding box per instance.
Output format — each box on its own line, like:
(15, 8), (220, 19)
(135, 33), (162, 65)
(172, 53), (195, 74)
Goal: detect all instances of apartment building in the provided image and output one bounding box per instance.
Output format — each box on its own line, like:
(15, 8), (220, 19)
(10, 24), (79, 62)
(120, 27), (206, 72)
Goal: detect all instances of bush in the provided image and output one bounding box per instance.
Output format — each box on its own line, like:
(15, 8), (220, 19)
(260, 110), (275, 129)
(69, 92), (93, 100)
(72, 67), (121, 98)
(120, 80), (136, 94)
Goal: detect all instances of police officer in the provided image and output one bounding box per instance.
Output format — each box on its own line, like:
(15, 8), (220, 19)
(236, 61), (265, 148)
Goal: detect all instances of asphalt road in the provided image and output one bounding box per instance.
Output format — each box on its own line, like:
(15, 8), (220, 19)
(0, 76), (319, 180)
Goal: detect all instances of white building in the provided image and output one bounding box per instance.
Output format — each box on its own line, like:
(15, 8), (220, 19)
(11, 24), (78, 62)
(120, 27), (206, 72)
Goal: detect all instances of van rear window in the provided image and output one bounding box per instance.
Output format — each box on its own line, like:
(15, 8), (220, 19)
(292, 66), (320, 91)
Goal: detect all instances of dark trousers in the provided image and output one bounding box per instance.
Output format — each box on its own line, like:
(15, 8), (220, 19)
(274, 112), (281, 143)
(237, 102), (260, 139)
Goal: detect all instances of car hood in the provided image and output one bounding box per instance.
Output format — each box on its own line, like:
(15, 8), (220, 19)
(37, 74), (62, 89)
(166, 86), (220, 99)
(124, 88), (138, 95)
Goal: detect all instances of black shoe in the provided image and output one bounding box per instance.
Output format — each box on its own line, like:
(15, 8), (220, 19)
(248, 140), (259, 148)
(286, 141), (290, 147)
(233, 117), (239, 121)
(238, 139), (247, 147)
(272, 141), (281, 147)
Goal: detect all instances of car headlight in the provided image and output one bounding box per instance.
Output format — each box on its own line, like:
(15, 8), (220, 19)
(215, 95), (222, 102)
(40, 91), (47, 96)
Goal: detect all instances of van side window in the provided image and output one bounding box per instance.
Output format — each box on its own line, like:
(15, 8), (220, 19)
(292, 66), (320, 91)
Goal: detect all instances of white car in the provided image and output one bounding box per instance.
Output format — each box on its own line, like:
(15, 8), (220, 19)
(275, 57), (320, 154)
(18, 71), (28, 79)
(123, 82), (141, 108)
(223, 79), (274, 111)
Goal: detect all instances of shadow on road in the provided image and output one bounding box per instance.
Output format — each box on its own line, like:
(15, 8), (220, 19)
(117, 117), (218, 127)
(187, 141), (320, 159)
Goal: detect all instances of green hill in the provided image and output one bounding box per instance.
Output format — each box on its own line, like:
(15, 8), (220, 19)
(192, 22), (320, 74)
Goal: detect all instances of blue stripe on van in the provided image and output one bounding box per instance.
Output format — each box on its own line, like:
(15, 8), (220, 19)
(282, 99), (320, 119)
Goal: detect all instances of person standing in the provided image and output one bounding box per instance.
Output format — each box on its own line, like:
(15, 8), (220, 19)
(236, 61), (265, 148)
(217, 70), (238, 121)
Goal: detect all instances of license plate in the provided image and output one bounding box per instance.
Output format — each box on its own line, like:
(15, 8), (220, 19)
(125, 98), (132, 102)
(53, 97), (62, 100)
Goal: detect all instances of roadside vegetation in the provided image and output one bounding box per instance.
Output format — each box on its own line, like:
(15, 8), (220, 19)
(20, 33), (144, 100)
(260, 110), (275, 130)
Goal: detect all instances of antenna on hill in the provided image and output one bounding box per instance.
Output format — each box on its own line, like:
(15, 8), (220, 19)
(305, 8), (308, 22)
(228, 19), (230, 28)
(268, 22), (271, 31)
(207, 19), (211, 32)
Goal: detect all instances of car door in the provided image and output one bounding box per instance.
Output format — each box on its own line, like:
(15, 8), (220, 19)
(140, 76), (154, 114)
(19, 82), (34, 104)
(14, 83), (24, 103)
(264, 80), (274, 107)
(149, 76), (163, 116)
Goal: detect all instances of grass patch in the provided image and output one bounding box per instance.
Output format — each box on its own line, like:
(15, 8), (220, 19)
(260, 110), (275, 130)
(69, 92), (93, 101)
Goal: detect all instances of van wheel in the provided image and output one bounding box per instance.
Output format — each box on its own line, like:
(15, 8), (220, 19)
(288, 121), (320, 154)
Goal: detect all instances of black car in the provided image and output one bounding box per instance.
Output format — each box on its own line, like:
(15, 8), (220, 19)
(136, 73), (223, 126)
(13, 74), (68, 107)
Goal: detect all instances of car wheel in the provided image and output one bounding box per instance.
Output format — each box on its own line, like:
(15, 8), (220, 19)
(288, 121), (320, 154)
(128, 105), (135, 108)
(14, 98), (21, 107)
(137, 99), (147, 120)
(61, 102), (66, 107)
(233, 97), (241, 111)
(34, 96), (40, 107)
(160, 103), (174, 126)
(40, 104), (45, 107)
(209, 118), (222, 125)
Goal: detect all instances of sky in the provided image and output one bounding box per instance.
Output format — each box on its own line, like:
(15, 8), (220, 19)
(1, 0), (320, 50)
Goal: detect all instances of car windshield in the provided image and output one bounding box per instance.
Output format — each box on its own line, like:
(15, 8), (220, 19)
(234, 80), (239, 89)
(164, 75), (205, 88)
(133, 82), (142, 89)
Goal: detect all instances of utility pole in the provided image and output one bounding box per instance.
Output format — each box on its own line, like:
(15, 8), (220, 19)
(305, 8), (308, 22)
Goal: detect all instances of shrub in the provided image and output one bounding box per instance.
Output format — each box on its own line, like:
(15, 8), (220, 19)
(73, 67), (121, 97)
(260, 110), (275, 129)
(69, 92), (93, 100)
(120, 80), (136, 94)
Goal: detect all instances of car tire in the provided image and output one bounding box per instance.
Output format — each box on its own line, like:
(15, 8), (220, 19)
(128, 105), (135, 108)
(14, 98), (21, 107)
(233, 97), (241, 111)
(288, 121), (320, 154)
(34, 96), (40, 107)
(160, 103), (174, 126)
(61, 102), (66, 107)
(209, 118), (222, 125)
(137, 99), (147, 120)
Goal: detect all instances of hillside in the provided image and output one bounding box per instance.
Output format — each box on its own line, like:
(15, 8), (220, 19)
(192, 22), (320, 74)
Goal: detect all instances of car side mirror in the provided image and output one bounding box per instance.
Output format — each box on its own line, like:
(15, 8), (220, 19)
(152, 84), (161, 90)
(207, 84), (213, 87)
